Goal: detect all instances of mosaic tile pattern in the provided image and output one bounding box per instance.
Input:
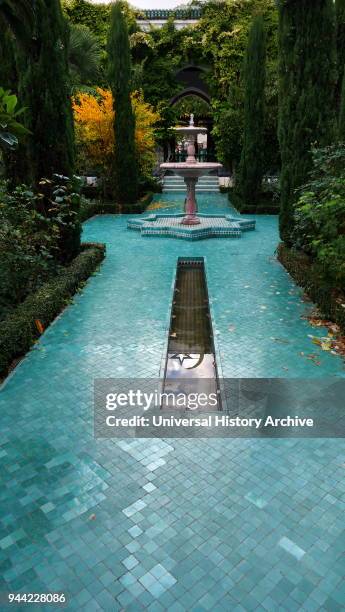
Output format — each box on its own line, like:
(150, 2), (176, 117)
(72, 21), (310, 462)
(0, 193), (344, 610)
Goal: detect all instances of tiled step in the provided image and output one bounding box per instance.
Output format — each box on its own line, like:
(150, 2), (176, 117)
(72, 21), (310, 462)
(163, 176), (220, 193)
(164, 188), (219, 192)
(164, 176), (219, 180)
(164, 182), (219, 186)
(164, 179), (219, 185)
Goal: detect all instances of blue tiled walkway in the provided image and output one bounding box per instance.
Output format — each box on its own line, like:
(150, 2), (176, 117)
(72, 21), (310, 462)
(0, 193), (344, 610)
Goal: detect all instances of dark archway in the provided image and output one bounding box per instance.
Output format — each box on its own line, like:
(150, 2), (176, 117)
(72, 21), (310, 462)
(165, 67), (215, 162)
(170, 65), (211, 106)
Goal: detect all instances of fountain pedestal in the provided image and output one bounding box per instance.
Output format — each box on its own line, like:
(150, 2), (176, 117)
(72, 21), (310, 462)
(182, 176), (200, 225)
(161, 116), (221, 226)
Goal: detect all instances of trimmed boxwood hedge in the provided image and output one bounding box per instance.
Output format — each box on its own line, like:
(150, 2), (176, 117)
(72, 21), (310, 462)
(277, 243), (345, 334)
(0, 243), (105, 379)
(229, 188), (280, 214)
(80, 192), (153, 222)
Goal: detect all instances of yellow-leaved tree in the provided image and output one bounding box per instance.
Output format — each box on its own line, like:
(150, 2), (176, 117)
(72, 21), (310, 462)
(72, 88), (159, 178)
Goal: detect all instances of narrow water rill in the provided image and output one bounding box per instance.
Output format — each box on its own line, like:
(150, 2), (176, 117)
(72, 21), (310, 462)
(163, 258), (220, 410)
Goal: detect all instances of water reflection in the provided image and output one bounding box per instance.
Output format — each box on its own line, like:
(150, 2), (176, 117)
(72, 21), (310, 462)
(163, 258), (220, 411)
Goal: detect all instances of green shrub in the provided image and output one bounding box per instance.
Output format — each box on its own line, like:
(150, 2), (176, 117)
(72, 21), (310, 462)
(38, 174), (82, 264)
(0, 182), (60, 316)
(229, 187), (279, 214)
(79, 192), (153, 221)
(0, 175), (82, 317)
(138, 175), (161, 195)
(0, 243), (105, 378)
(277, 243), (345, 333)
(293, 144), (345, 288)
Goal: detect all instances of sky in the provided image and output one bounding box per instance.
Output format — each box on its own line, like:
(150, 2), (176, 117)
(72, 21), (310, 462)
(90, 0), (184, 8)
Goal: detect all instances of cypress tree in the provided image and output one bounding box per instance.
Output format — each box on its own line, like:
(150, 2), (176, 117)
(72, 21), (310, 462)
(16, 0), (75, 183)
(107, 1), (138, 203)
(336, 0), (345, 78)
(278, 0), (337, 245)
(339, 70), (345, 139)
(236, 15), (266, 208)
(336, 0), (345, 130)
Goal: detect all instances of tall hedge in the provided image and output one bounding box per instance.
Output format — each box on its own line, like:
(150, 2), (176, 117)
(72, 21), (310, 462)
(278, 0), (337, 245)
(107, 1), (138, 203)
(340, 71), (345, 139)
(336, 0), (345, 136)
(17, 0), (75, 183)
(236, 15), (266, 207)
(336, 0), (345, 80)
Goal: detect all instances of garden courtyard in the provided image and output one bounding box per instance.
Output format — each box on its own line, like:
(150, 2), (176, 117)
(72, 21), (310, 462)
(1, 194), (344, 610)
(1, 0), (345, 610)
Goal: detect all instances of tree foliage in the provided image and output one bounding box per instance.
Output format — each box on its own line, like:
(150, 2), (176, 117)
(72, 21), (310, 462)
(0, 0), (35, 49)
(198, 0), (278, 170)
(62, 0), (279, 171)
(73, 88), (159, 177)
(68, 24), (102, 90)
(278, 0), (337, 245)
(15, 0), (75, 183)
(336, 0), (345, 84)
(107, 1), (138, 203)
(236, 15), (266, 207)
(293, 144), (345, 288)
(62, 0), (138, 54)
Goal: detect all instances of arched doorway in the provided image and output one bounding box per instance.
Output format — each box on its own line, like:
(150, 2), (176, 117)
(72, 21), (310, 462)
(170, 65), (211, 106)
(165, 67), (215, 162)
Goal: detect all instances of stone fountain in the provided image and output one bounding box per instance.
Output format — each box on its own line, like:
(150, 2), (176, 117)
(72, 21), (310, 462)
(127, 113), (255, 239)
(160, 114), (221, 225)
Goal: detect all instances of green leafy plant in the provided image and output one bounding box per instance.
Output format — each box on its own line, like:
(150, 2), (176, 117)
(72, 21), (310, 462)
(0, 174), (82, 319)
(38, 174), (82, 264)
(69, 24), (102, 89)
(0, 182), (59, 316)
(0, 87), (30, 149)
(293, 144), (345, 287)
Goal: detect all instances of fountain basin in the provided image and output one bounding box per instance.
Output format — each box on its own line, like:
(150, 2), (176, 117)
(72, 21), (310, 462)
(128, 213), (256, 240)
(161, 162), (221, 178)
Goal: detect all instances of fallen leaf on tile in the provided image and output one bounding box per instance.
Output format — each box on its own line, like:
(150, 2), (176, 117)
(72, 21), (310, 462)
(321, 339), (332, 351)
(35, 319), (44, 334)
(305, 353), (321, 366)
